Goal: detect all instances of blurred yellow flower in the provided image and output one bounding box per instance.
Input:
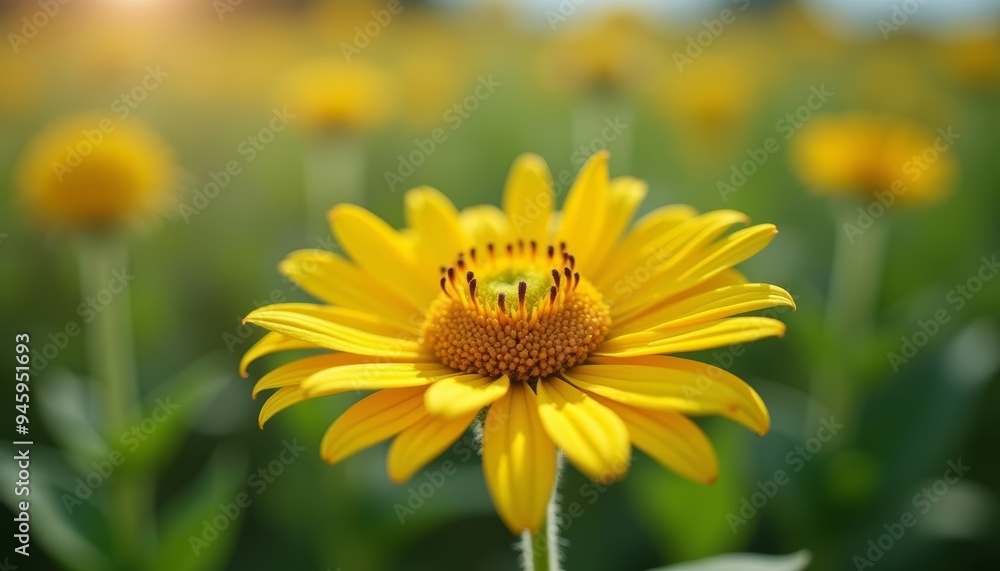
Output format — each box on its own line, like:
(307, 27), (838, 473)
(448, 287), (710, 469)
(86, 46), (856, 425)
(940, 33), (1000, 89)
(242, 152), (792, 534)
(17, 113), (176, 230)
(538, 12), (660, 95)
(279, 59), (395, 134)
(791, 113), (958, 207)
(655, 53), (763, 146)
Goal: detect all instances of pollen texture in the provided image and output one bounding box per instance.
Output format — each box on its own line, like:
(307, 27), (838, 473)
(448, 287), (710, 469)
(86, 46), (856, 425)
(422, 242), (611, 381)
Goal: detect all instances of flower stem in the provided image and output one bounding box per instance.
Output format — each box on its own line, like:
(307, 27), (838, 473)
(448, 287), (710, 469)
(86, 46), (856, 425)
(807, 200), (890, 434)
(78, 234), (146, 568)
(304, 134), (365, 239)
(519, 454), (564, 571)
(572, 93), (632, 171)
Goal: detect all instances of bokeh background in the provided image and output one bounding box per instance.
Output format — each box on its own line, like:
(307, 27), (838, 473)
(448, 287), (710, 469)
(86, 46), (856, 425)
(2, 0), (999, 569)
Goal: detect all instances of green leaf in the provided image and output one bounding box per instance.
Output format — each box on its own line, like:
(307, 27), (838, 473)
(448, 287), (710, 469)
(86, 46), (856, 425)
(37, 371), (107, 470)
(0, 445), (110, 571)
(148, 446), (248, 571)
(124, 352), (234, 474)
(645, 550), (812, 571)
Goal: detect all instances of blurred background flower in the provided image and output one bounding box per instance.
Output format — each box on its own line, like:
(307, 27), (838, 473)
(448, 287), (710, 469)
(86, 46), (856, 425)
(1, 0), (998, 570)
(17, 113), (176, 230)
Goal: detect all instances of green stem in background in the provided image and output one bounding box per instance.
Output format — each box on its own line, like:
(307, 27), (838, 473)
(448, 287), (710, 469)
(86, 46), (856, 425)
(78, 234), (146, 569)
(572, 92), (632, 172)
(824, 200), (891, 341)
(304, 134), (365, 239)
(519, 454), (564, 571)
(806, 199), (891, 434)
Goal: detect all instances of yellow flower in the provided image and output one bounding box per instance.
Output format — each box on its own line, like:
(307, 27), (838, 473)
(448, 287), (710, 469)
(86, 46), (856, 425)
(537, 12), (660, 95)
(242, 152), (792, 533)
(17, 113), (176, 230)
(279, 59), (395, 134)
(791, 113), (957, 207)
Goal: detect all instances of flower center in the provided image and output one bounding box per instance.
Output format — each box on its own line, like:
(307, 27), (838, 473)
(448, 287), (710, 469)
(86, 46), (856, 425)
(422, 241), (611, 382)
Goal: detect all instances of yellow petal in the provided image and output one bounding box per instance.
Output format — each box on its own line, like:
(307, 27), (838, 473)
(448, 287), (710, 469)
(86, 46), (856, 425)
(564, 356), (770, 434)
(405, 186), (469, 267)
(240, 331), (317, 377)
(591, 395), (719, 484)
(320, 387), (428, 464)
(252, 353), (372, 398)
(616, 224), (778, 317)
(329, 204), (439, 307)
(677, 224), (779, 284)
(598, 210), (748, 305)
(278, 249), (417, 329)
(613, 284), (795, 336)
(244, 303), (426, 358)
(459, 205), (511, 246)
(301, 362), (457, 397)
(258, 386), (309, 428)
(424, 374), (511, 418)
(482, 382), (557, 534)
(557, 151), (609, 269)
(596, 317), (786, 357)
(593, 204), (697, 285)
(536, 377), (631, 482)
(502, 153), (553, 244)
(387, 409), (477, 483)
(586, 176), (647, 272)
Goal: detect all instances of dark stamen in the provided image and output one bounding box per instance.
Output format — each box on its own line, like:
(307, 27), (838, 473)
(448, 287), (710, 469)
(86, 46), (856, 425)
(573, 272), (580, 290)
(530, 240), (537, 257)
(551, 269), (561, 287)
(440, 277), (451, 297)
(549, 285), (557, 304)
(466, 270), (474, 283)
(563, 267), (572, 288)
(497, 292), (506, 313)
(568, 255), (576, 270)
(517, 281), (527, 312)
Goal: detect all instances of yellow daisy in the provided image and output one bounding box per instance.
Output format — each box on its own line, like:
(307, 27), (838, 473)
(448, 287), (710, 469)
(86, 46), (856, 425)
(279, 59), (395, 134)
(791, 113), (957, 207)
(17, 113), (176, 230)
(242, 152), (792, 534)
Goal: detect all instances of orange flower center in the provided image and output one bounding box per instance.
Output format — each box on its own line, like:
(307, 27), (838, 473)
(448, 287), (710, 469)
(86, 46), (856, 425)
(422, 241), (611, 382)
